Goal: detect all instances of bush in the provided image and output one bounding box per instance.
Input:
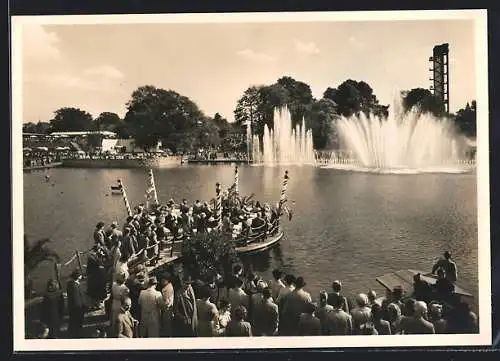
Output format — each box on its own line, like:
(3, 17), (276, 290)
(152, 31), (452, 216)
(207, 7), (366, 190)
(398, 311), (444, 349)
(181, 231), (239, 281)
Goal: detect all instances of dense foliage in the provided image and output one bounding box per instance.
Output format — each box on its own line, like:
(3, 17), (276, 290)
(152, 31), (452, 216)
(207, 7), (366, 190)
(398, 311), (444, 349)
(181, 231), (239, 282)
(23, 78), (477, 152)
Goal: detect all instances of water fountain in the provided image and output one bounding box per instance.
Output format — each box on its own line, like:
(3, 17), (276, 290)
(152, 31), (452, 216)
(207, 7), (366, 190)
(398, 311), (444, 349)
(252, 106), (316, 165)
(324, 96), (475, 173)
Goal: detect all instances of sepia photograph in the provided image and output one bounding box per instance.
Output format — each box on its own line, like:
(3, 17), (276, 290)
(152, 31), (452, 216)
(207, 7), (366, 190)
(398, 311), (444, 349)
(11, 9), (491, 351)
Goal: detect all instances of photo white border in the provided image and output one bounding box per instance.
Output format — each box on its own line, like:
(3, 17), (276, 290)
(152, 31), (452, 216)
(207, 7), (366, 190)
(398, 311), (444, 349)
(11, 9), (491, 351)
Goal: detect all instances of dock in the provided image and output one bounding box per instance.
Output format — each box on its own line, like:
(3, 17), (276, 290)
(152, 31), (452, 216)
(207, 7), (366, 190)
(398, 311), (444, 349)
(376, 269), (473, 301)
(186, 158), (249, 164)
(23, 162), (63, 171)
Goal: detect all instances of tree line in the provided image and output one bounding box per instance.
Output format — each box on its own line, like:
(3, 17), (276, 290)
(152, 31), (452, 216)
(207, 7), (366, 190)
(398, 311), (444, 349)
(23, 77), (477, 152)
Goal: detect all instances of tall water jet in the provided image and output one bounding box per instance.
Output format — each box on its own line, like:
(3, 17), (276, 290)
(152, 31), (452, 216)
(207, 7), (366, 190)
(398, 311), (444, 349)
(252, 106), (315, 165)
(332, 96), (472, 172)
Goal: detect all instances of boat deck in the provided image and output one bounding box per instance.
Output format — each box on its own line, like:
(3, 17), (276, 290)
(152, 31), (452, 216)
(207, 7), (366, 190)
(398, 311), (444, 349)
(376, 269), (473, 299)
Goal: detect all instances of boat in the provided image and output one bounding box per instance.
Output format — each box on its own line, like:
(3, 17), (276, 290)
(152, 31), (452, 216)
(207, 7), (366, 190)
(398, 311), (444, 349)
(375, 268), (474, 310)
(234, 228), (284, 255)
(110, 184), (122, 194)
(232, 220), (283, 255)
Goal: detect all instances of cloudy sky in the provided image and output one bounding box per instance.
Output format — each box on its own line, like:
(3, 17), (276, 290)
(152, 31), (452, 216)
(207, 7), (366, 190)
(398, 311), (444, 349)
(18, 15), (478, 123)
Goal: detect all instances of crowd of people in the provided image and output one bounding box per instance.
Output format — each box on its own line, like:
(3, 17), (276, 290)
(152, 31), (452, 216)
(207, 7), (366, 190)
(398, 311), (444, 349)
(190, 150), (248, 161)
(35, 248), (478, 339)
(23, 152), (59, 168)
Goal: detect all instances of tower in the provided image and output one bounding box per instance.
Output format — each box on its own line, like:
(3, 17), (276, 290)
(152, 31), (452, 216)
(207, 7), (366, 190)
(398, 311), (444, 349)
(429, 43), (450, 113)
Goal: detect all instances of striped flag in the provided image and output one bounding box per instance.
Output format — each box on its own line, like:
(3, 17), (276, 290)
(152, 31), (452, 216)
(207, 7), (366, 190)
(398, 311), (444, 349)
(117, 179), (133, 217)
(145, 169), (159, 205)
(228, 165), (239, 199)
(215, 182), (222, 230)
(278, 170), (293, 220)
(233, 165), (239, 196)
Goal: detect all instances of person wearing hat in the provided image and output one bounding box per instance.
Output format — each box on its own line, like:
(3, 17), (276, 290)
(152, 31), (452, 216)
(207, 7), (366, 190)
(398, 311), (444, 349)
(432, 251), (457, 284)
(66, 269), (86, 338)
(280, 276), (312, 336)
(138, 276), (165, 337)
(172, 274), (198, 337)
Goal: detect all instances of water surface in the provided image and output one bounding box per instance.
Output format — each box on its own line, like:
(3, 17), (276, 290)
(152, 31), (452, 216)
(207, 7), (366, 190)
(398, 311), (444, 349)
(23, 164), (478, 310)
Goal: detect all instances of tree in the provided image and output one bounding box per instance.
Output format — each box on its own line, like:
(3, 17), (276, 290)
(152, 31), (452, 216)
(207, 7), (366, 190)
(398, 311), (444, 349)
(24, 236), (60, 298)
(213, 113), (230, 139)
(49, 107), (94, 132)
(94, 112), (122, 132)
(23, 121), (51, 134)
(323, 79), (388, 118)
(234, 86), (263, 130)
(181, 231), (239, 282)
(308, 98), (339, 149)
(23, 122), (38, 133)
(124, 85), (205, 152)
(276, 76), (314, 125)
(256, 83), (290, 135)
(454, 101), (476, 137)
(401, 88), (445, 117)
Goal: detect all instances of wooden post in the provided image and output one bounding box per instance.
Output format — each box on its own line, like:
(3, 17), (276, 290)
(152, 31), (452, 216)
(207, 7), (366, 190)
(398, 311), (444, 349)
(75, 250), (84, 276)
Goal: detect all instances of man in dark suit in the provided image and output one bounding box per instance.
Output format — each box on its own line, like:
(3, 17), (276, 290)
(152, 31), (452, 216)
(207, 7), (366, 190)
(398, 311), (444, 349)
(66, 269), (86, 338)
(327, 280), (349, 314)
(252, 288), (279, 336)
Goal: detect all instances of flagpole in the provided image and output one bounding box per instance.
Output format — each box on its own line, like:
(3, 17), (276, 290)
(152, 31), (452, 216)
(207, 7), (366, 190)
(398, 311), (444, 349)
(215, 182), (222, 230)
(278, 170), (289, 216)
(148, 168), (159, 204)
(234, 165), (239, 196)
(117, 179), (133, 217)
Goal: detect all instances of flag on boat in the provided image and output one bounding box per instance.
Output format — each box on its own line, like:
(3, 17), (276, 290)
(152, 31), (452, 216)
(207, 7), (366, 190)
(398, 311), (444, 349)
(278, 170), (293, 221)
(145, 168), (159, 204)
(117, 179), (132, 217)
(227, 165), (239, 199)
(215, 182), (222, 230)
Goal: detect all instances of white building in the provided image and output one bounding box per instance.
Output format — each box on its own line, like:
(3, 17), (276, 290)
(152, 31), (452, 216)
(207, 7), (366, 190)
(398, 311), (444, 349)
(101, 138), (162, 153)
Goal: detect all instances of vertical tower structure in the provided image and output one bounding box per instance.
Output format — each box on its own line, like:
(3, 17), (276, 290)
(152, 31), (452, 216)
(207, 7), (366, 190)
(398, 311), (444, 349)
(429, 43), (450, 113)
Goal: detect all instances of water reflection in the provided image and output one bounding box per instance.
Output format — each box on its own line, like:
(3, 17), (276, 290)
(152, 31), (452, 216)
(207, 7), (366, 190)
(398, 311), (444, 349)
(240, 244), (285, 276)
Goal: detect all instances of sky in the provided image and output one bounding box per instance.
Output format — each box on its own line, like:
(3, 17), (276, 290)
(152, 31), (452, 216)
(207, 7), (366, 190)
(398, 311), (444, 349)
(18, 16), (478, 123)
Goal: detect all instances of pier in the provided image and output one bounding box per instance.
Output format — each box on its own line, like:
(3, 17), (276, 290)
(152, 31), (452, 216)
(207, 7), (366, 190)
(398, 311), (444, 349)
(23, 162), (63, 172)
(186, 158), (249, 165)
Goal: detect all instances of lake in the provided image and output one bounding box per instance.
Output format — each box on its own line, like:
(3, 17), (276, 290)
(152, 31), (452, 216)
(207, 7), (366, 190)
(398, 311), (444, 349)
(23, 164), (478, 310)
